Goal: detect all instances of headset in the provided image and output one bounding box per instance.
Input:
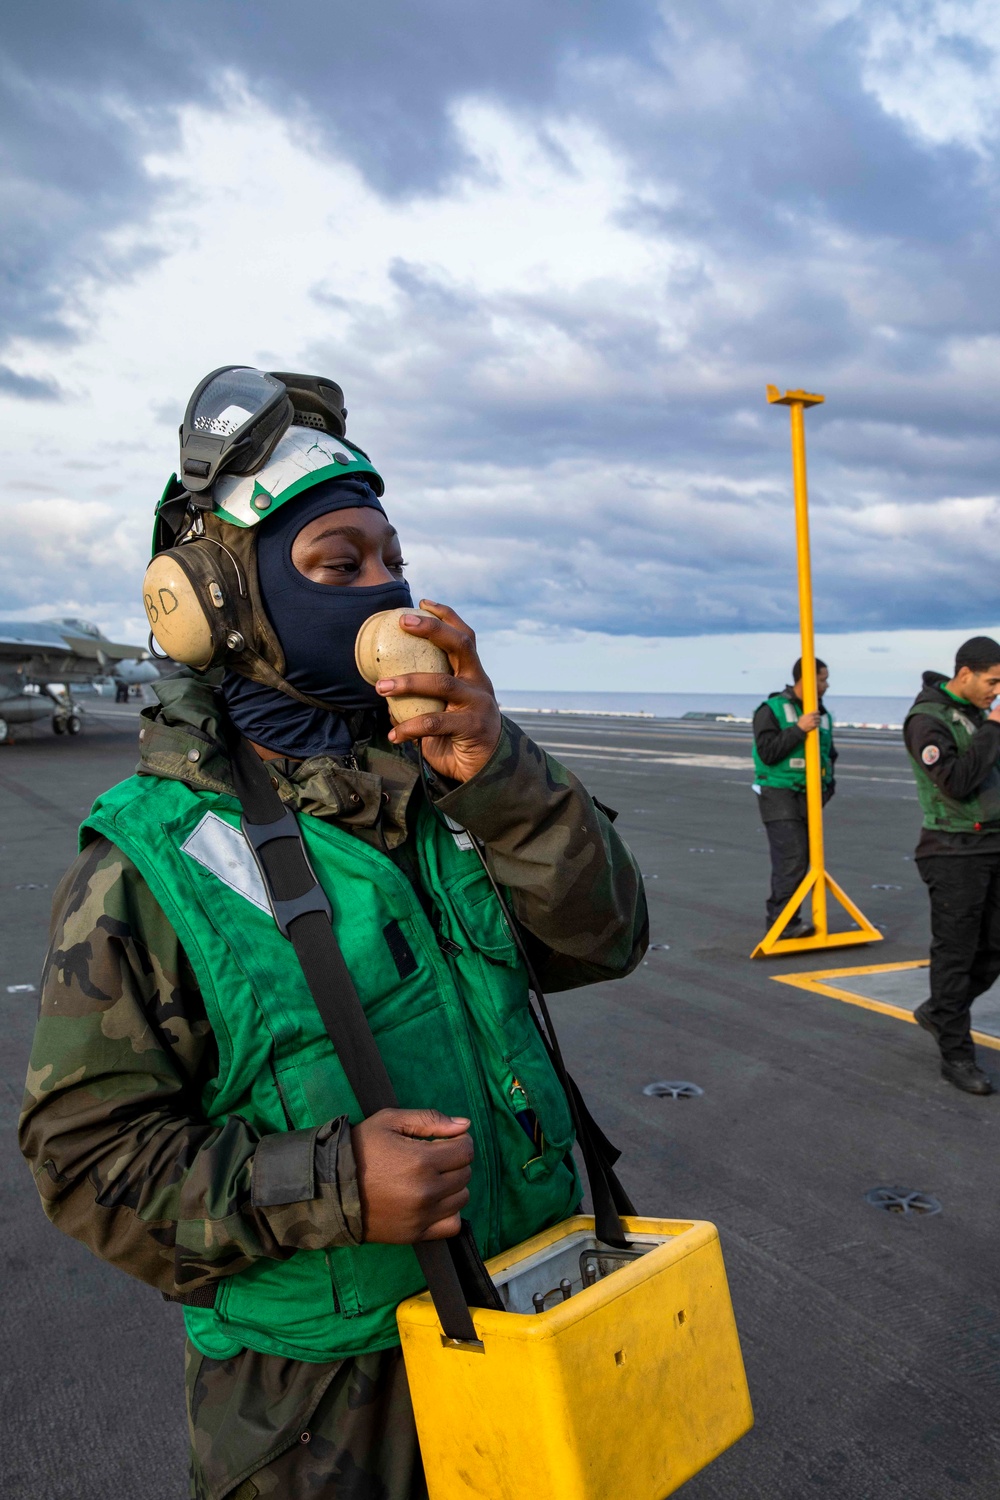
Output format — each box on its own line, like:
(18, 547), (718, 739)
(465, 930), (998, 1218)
(142, 367), (383, 705)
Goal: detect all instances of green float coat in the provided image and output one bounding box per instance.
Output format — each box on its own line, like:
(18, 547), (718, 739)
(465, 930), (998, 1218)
(752, 692), (834, 791)
(82, 774), (579, 1363)
(904, 698), (1000, 833)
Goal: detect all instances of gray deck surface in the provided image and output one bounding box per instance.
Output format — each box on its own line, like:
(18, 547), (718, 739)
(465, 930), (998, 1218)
(817, 964), (1000, 1039)
(2, 700), (999, 1498)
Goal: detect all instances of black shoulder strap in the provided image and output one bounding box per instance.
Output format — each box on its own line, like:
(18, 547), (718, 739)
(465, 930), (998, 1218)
(229, 735), (489, 1342)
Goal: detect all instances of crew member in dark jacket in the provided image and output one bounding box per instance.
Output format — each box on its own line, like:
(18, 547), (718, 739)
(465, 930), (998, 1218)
(752, 658), (836, 939)
(904, 636), (1000, 1095)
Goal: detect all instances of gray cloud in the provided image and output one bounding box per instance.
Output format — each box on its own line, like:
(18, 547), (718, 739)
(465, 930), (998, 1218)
(0, 0), (654, 349)
(0, 365), (62, 400)
(4, 0), (1000, 643)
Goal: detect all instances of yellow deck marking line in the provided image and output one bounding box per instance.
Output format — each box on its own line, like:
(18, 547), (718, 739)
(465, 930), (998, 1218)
(773, 960), (1000, 1052)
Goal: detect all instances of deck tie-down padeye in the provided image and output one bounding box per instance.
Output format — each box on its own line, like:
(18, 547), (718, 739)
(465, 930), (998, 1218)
(230, 731), (754, 1500)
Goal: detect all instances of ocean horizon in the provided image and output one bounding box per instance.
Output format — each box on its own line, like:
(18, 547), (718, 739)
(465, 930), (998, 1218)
(496, 689), (912, 727)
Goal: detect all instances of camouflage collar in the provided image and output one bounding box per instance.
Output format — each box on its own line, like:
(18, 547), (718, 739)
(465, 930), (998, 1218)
(137, 675), (420, 849)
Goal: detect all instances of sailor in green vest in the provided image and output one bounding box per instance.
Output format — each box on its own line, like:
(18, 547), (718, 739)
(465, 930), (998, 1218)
(19, 368), (648, 1499)
(751, 657), (836, 939)
(904, 636), (1000, 1096)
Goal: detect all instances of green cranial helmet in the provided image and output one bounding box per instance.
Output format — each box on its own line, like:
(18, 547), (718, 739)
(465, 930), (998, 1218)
(152, 366), (384, 555)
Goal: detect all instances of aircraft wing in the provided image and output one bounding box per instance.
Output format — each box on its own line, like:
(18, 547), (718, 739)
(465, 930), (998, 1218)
(0, 620), (148, 684)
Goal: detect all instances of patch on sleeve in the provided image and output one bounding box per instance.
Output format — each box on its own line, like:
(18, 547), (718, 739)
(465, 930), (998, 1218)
(921, 744), (941, 766)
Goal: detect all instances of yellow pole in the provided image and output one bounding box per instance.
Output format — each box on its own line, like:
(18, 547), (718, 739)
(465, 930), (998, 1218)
(788, 399), (826, 936)
(750, 386), (882, 958)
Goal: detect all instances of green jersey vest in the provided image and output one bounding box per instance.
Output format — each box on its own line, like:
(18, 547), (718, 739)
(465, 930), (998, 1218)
(904, 697), (1000, 833)
(752, 692), (834, 791)
(82, 772), (579, 1364)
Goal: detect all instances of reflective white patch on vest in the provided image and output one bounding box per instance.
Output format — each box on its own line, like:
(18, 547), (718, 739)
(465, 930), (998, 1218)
(783, 704), (797, 724)
(789, 757), (806, 768)
(921, 744), (941, 766)
(181, 813), (270, 913)
(822, 713), (831, 729)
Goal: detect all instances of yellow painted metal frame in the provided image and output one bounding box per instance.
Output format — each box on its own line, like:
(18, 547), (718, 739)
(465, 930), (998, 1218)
(397, 1214), (753, 1499)
(772, 959), (1000, 1052)
(752, 386), (882, 959)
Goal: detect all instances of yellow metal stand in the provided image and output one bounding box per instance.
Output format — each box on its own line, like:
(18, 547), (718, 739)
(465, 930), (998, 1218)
(751, 386), (882, 960)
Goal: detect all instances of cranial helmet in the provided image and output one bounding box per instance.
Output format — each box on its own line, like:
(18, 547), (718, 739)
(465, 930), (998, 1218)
(142, 367), (385, 710)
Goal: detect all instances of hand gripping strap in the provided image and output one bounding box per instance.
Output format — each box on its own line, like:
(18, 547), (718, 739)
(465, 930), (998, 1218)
(228, 734), (489, 1343)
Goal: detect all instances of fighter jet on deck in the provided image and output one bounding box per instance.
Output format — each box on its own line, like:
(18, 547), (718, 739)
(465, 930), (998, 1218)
(0, 618), (159, 743)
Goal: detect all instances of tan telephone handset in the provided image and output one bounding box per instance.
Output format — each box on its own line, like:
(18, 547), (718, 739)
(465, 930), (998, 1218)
(355, 608), (451, 724)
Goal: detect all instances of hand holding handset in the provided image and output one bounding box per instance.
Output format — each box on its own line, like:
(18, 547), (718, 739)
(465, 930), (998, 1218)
(355, 601), (502, 784)
(355, 607), (450, 723)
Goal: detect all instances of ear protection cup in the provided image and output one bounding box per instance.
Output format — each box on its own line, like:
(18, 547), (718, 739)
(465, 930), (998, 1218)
(142, 510), (371, 717)
(142, 542), (247, 668)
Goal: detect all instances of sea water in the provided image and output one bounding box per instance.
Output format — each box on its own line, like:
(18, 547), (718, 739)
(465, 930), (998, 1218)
(496, 690), (911, 728)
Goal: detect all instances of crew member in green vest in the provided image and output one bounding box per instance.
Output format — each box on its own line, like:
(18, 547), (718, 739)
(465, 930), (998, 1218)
(19, 367), (648, 1499)
(904, 636), (1000, 1096)
(752, 657), (836, 939)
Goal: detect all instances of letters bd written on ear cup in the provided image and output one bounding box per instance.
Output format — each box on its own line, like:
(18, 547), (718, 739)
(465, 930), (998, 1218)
(143, 542), (245, 670)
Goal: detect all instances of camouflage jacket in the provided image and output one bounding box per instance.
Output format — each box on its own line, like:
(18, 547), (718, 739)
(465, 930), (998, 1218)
(20, 676), (647, 1305)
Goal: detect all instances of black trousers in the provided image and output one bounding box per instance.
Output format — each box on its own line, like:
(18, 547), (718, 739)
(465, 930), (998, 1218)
(763, 816), (810, 926)
(917, 853), (1000, 1062)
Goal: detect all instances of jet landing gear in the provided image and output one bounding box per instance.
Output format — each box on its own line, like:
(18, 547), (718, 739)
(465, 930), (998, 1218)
(47, 684), (82, 739)
(0, 684), (83, 744)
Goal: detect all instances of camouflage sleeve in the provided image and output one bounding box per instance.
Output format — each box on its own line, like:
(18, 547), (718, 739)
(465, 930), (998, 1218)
(18, 838), (362, 1300)
(435, 716), (648, 990)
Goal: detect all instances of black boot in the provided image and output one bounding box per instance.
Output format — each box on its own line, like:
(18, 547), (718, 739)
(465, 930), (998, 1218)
(940, 1058), (993, 1096)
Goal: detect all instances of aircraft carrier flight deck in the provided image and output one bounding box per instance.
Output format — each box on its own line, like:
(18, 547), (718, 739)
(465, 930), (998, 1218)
(2, 701), (999, 1499)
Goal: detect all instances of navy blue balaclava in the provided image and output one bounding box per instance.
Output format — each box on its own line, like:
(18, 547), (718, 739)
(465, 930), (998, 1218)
(222, 477), (412, 757)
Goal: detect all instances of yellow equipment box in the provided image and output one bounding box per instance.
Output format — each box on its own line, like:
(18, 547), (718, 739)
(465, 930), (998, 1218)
(397, 1214), (753, 1500)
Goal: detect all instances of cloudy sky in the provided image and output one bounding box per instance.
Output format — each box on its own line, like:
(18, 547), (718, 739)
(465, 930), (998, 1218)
(2, 0), (1000, 695)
